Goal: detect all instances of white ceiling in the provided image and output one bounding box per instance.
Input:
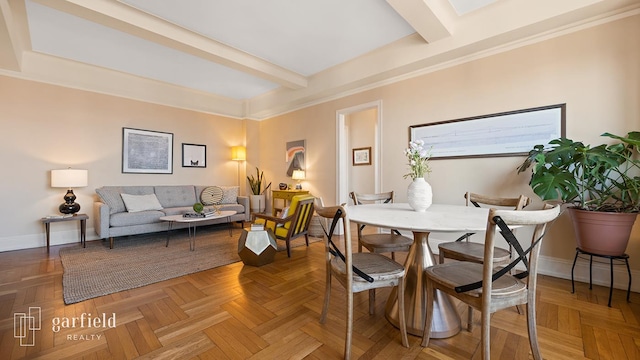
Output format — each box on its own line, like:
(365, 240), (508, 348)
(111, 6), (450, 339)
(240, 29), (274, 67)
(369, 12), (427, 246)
(1, 0), (639, 119)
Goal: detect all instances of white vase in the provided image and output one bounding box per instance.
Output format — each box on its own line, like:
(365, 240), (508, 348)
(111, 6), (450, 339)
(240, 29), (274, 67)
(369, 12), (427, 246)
(407, 177), (432, 212)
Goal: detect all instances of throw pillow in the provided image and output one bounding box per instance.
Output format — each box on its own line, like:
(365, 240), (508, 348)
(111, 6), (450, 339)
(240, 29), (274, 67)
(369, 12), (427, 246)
(220, 186), (239, 204)
(279, 206), (290, 219)
(96, 187), (126, 214)
(200, 186), (224, 205)
(120, 193), (164, 212)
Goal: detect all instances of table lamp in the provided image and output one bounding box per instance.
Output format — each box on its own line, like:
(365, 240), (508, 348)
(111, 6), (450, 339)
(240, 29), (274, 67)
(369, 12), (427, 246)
(51, 168), (88, 214)
(292, 169), (305, 190)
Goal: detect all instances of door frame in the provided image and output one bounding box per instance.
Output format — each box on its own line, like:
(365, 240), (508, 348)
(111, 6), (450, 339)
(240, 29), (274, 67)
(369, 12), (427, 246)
(335, 100), (383, 207)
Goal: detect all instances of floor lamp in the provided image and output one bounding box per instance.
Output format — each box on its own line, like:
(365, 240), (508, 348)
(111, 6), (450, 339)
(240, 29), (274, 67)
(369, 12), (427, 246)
(231, 146), (246, 187)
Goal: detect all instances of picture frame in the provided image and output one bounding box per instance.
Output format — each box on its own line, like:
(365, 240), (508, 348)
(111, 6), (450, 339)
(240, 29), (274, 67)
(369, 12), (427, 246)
(182, 143), (206, 168)
(352, 147), (372, 166)
(122, 128), (173, 174)
(285, 139), (306, 177)
(409, 104), (565, 159)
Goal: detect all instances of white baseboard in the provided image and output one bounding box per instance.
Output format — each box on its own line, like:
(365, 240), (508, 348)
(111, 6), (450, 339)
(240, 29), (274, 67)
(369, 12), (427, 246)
(0, 227), (100, 252)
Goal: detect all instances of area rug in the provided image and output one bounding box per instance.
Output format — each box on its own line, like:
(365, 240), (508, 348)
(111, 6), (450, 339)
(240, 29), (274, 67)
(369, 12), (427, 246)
(60, 227), (246, 305)
(60, 227), (321, 304)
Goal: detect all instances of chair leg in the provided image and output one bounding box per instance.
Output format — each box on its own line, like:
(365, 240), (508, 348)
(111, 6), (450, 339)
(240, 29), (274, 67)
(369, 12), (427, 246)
(527, 301), (542, 360)
(466, 306), (473, 332)
(345, 290), (354, 360)
(305, 234), (309, 247)
(397, 278), (409, 347)
(368, 289), (375, 315)
(109, 237), (114, 249)
(481, 307), (491, 359)
(421, 279), (435, 347)
(286, 239), (291, 258)
(391, 252), (396, 261)
(439, 251), (444, 264)
(320, 269), (331, 324)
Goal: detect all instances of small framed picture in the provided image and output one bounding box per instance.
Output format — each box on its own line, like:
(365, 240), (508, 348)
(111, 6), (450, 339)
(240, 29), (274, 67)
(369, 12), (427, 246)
(182, 143), (206, 168)
(352, 147), (371, 166)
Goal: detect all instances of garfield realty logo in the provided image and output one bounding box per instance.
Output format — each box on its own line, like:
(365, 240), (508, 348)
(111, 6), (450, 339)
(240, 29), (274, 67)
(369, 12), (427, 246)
(14, 308), (117, 346)
(14, 307), (41, 347)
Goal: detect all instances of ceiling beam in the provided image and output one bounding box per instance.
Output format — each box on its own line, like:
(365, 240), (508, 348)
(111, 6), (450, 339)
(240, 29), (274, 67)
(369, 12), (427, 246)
(386, 0), (452, 43)
(32, 0), (307, 89)
(0, 0), (30, 71)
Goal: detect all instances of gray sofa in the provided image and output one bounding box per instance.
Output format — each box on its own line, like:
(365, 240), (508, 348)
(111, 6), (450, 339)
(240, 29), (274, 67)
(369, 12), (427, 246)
(94, 185), (250, 248)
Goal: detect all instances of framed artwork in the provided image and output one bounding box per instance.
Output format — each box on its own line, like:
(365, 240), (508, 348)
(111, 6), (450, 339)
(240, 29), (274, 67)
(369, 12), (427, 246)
(285, 139), (305, 177)
(409, 104), (566, 159)
(122, 128), (173, 174)
(352, 147), (372, 166)
(182, 143), (206, 168)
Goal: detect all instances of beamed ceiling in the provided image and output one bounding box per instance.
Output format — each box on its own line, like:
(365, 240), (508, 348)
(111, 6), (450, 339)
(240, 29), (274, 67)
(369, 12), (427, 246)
(1, 0), (639, 119)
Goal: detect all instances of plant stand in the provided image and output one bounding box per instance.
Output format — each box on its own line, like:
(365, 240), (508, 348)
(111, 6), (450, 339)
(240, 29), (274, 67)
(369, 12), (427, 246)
(571, 247), (631, 307)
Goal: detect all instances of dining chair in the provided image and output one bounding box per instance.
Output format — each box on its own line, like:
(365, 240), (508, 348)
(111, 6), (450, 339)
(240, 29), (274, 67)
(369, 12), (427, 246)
(252, 194), (315, 257)
(316, 203), (408, 360)
(349, 191), (413, 261)
(421, 203), (561, 360)
(437, 192), (530, 330)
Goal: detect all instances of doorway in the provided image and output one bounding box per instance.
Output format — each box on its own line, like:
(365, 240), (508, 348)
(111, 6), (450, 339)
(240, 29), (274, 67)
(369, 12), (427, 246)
(336, 100), (383, 206)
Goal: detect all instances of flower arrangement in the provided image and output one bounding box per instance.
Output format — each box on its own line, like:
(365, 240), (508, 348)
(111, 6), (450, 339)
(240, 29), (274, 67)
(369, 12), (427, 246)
(404, 139), (431, 179)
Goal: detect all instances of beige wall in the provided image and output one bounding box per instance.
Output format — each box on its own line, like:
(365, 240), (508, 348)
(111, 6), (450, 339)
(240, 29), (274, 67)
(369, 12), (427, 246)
(258, 15), (640, 281)
(0, 15), (637, 287)
(0, 76), (245, 251)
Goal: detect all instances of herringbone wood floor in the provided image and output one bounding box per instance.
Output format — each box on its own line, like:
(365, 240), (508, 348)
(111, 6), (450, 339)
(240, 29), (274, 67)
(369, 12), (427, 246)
(1, 225), (639, 359)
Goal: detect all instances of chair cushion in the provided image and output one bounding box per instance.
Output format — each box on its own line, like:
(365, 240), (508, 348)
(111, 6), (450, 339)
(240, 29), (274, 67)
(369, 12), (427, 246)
(426, 262), (526, 297)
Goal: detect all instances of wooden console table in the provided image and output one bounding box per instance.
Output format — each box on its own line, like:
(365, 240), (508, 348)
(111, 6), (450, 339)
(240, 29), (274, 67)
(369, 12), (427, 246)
(41, 213), (89, 252)
(271, 189), (309, 216)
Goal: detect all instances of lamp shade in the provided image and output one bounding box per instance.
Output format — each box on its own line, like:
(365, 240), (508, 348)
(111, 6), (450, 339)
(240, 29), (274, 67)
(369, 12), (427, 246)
(231, 146), (246, 161)
(292, 169), (305, 180)
(51, 169), (88, 188)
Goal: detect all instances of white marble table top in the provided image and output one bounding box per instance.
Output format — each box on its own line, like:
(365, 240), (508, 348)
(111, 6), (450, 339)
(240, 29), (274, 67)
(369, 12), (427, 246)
(345, 203), (489, 233)
(159, 210), (236, 223)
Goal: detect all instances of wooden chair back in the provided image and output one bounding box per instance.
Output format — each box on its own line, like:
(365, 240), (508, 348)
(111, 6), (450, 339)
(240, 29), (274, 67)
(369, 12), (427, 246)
(349, 191), (394, 205)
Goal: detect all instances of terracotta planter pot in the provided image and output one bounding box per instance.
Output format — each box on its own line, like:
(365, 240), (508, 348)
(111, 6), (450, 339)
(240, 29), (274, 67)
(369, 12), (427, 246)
(568, 207), (638, 256)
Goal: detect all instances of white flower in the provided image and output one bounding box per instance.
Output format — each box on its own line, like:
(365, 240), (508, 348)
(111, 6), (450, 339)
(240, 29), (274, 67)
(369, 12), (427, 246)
(404, 140), (431, 180)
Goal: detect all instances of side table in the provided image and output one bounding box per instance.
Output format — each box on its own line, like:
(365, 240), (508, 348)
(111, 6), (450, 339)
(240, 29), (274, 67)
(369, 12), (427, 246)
(571, 247), (631, 307)
(271, 189), (309, 216)
(41, 214), (89, 252)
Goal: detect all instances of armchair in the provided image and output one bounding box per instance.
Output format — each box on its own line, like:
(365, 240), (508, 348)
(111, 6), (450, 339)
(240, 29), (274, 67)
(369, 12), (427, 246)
(252, 194), (315, 257)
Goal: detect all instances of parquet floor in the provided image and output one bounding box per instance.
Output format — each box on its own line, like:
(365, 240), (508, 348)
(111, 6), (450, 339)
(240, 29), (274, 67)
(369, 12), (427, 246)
(1, 225), (639, 359)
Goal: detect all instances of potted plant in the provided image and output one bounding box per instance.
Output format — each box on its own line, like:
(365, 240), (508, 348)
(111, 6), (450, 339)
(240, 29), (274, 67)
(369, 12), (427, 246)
(517, 131), (640, 255)
(247, 167), (271, 213)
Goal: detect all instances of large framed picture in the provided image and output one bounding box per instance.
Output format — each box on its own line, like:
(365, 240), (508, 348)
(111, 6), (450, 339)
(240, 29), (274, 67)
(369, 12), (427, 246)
(352, 147), (372, 166)
(182, 143), (206, 168)
(409, 104), (565, 159)
(122, 128), (173, 174)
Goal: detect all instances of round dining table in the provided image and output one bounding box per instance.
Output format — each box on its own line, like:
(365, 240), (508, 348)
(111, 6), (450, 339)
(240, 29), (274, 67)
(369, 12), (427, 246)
(346, 203), (489, 338)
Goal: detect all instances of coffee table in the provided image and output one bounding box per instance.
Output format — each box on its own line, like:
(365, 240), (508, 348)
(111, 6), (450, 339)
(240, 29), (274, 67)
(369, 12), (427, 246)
(160, 210), (236, 251)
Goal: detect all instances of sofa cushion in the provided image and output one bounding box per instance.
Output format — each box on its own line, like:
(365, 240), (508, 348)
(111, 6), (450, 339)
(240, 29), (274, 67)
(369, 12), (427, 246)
(201, 186), (224, 205)
(110, 210), (164, 227)
(96, 187), (126, 214)
(155, 186), (197, 208)
(96, 186), (155, 214)
(121, 193), (164, 212)
(220, 186), (239, 204)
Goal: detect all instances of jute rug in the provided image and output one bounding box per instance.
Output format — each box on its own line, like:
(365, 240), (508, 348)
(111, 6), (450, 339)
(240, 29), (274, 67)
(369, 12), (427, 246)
(60, 227), (321, 304)
(60, 228), (241, 304)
